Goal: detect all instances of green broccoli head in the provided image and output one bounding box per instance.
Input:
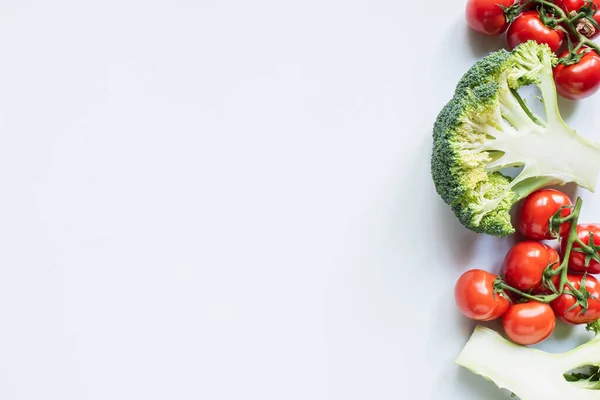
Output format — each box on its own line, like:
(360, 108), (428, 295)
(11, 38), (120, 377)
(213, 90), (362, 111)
(432, 41), (600, 237)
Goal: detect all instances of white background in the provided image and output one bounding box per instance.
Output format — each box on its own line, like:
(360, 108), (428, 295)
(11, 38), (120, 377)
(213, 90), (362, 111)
(1, 1), (599, 399)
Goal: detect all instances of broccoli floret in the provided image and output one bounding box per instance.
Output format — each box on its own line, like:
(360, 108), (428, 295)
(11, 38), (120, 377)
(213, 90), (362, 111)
(432, 41), (600, 237)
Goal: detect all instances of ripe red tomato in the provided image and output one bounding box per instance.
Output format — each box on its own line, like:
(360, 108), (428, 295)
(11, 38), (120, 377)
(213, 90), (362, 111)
(518, 189), (573, 240)
(455, 269), (510, 321)
(554, 48), (600, 100)
(502, 241), (560, 292)
(502, 302), (556, 345)
(506, 11), (565, 52)
(554, 0), (600, 39)
(550, 274), (600, 324)
(561, 224), (600, 274)
(465, 0), (515, 36)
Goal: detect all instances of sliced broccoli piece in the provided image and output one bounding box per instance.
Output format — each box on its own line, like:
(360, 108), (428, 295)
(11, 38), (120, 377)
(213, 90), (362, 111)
(432, 41), (600, 237)
(456, 325), (600, 399)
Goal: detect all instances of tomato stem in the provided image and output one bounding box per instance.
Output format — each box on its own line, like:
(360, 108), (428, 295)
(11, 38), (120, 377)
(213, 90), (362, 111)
(494, 197), (585, 304)
(556, 197), (584, 296)
(497, 282), (559, 303)
(510, 0), (600, 56)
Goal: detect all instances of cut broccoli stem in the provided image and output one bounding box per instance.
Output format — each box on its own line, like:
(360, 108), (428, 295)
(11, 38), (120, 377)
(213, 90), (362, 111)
(456, 326), (600, 399)
(481, 69), (600, 195)
(498, 78), (541, 131)
(538, 70), (563, 128)
(511, 176), (563, 199)
(509, 88), (546, 128)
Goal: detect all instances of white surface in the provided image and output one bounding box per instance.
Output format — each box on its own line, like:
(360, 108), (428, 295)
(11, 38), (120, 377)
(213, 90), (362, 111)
(1, 1), (599, 399)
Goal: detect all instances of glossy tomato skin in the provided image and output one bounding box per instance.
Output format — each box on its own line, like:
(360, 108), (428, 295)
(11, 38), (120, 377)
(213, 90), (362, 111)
(502, 241), (560, 292)
(561, 224), (600, 274)
(502, 302), (556, 345)
(506, 11), (565, 52)
(554, 0), (600, 39)
(554, 48), (600, 100)
(466, 0), (515, 36)
(455, 269), (510, 321)
(518, 189), (573, 240)
(550, 274), (600, 324)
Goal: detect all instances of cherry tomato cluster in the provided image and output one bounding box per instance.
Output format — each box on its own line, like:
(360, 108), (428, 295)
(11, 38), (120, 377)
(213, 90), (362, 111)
(466, 0), (600, 100)
(455, 189), (600, 346)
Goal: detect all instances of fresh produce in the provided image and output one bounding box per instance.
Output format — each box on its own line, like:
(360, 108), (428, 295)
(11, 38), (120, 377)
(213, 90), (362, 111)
(551, 274), (600, 324)
(554, 48), (600, 100)
(518, 189), (572, 240)
(554, 0), (600, 39)
(431, 41), (600, 237)
(502, 241), (560, 291)
(456, 323), (600, 399)
(506, 11), (565, 52)
(448, 1), (600, 397)
(454, 194), (587, 325)
(455, 269), (510, 321)
(465, 0), (515, 35)
(454, 193), (600, 396)
(561, 224), (600, 273)
(465, 0), (600, 100)
(502, 301), (556, 345)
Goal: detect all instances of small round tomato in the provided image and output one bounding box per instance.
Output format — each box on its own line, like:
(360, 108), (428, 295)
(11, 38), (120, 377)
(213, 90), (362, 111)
(506, 11), (565, 52)
(554, 48), (600, 100)
(455, 269), (510, 321)
(502, 302), (555, 345)
(518, 189), (573, 240)
(550, 274), (600, 324)
(561, 224), (600, 274)
(502, 241), (560, 292)
(466, 0), (515, 36)
(554, 0), (600, 39)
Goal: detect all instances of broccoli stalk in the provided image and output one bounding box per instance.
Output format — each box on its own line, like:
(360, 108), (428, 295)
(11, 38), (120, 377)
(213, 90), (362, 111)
(456, 324), (600, 399)
(432, 41), (600, 237)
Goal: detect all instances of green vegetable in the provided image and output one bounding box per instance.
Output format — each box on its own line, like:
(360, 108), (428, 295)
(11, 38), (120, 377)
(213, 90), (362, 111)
(456, 324), (600, 399)
(431, 41), (600, 237)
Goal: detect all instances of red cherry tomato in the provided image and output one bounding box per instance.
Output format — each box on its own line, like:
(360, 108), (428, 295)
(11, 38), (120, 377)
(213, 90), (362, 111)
(502, 302), (556, 345)
(518, 189), (573, 240)
(561, 224), (600, 274)
(502, 241), (560, 292)
(554, 48), (600, 100)
(465, 0), (515, 36)
(506, 11), (565, 52)
(551, 274), (600, 324)
(455, 269), (510, 321)
(554, 0), (600, 39)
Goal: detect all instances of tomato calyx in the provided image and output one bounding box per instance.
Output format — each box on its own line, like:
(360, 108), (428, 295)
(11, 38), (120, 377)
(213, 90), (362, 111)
(493, 277), (512, 300)
(558, 45), (590, 65)
(573, 11), (597, 37)
(573, 232), (600, 267)
(563, 274), (598, 315)
(586, 319), (600, 334)
(541, 259), (562, 293)
(572, 1), (600, 37)
(549, 204), (576, 238)
(539, 5), (563, 29)
(496, 197), (586, 305)
(502, 1), (533, 23)
(504, 0), (600, 55)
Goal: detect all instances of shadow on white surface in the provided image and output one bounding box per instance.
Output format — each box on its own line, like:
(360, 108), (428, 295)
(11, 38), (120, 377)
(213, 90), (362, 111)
(456, 368), (514, 400)
(557, 96), (579, 121)
(433, 195), (481, 269)
(426, 285), (513, 399)
(465, 26), (506, 58)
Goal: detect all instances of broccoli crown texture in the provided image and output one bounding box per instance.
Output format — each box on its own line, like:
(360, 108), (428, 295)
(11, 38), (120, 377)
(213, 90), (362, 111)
(432, 41), (600, 237)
